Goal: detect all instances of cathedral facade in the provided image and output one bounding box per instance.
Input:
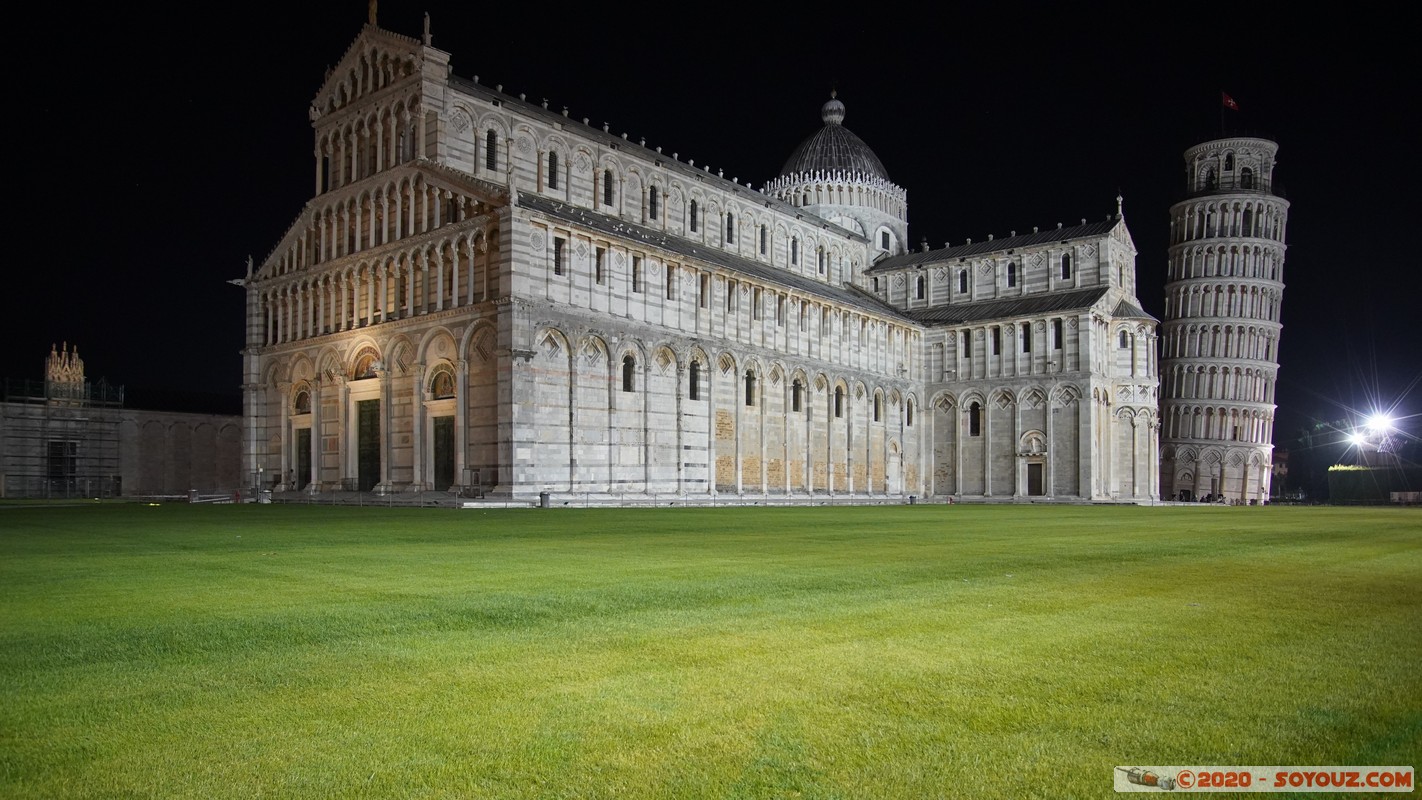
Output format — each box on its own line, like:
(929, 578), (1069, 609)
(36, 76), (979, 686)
(239, 19), (1160, 504)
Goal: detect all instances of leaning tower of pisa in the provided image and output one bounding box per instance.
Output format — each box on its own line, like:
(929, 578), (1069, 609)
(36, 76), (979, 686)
(1159, 137), (1289, 504)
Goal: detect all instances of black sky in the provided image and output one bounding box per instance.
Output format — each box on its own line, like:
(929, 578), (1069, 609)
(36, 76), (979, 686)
(10, 2), (1419, 446)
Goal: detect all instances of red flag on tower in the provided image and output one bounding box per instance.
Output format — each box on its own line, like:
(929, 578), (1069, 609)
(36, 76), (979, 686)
(1221, 92), (1240, 111)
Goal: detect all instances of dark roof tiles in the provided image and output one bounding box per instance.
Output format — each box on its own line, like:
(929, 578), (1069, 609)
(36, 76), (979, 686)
(868, 218), (1121, 273)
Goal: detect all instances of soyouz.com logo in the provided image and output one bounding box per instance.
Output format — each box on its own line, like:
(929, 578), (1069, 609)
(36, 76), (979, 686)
(1114, 766), (1414, 792)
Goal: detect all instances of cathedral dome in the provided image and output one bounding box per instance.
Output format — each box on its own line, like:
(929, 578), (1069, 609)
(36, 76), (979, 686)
(777, 93), (890, 182)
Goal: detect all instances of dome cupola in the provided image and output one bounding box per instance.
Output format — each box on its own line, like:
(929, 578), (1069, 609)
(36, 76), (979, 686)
(764, 92), (909, 263)
(777, 91), (891, 182)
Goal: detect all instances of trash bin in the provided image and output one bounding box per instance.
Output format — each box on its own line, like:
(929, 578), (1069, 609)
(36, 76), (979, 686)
(259, 489), (272, 504)
(188, 489), (198, 504)
(539, 491), (549, 508)
(908, 495), (917, 505)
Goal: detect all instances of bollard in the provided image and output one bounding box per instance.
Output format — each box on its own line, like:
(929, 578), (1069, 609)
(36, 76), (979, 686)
(539, 491), (550, 508)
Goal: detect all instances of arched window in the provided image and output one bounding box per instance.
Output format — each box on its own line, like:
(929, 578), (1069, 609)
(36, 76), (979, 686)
(1007, 262), (1017, 287)
(689, 360), (701, 400)
(1119, 330), (1130, 349)
(431, 371), (455, 399)
(725, 212), (735, 244)
(1224, 153), (1235, 171)
(969, 402), (982, 436)
(485, 130), (498, 171)
(352, 352), (378, 380)
(817, 249), (825, 274)
(792, 379), (803, 412)
(622, 355), (636, 392)
(906, 399), (914, 427)
(603, 169), (614, 206)
(649, 186), (659, 220)
(1061, 253), (1072, 280)
(1241, 167), (1255, 189)
(791, 237), (799, 265)
(1205, 168), (1217, 190)
(759, 225), (767, 255)
(880, 231), (890, 249)
(689, 200), (698, 231)
(834, 386), (844, 418)
(293, 390), (311, 414)
(959, 270), (968, 294)
(992, 327), (1001, 355)
(1022, 326), (1032, 353)
(916, 275), (925, 299)
(547, 151), (559, 190)
(1053, 319), (1063, 349)
(744, 370), (756, 406)
(874, 394), (882, 422)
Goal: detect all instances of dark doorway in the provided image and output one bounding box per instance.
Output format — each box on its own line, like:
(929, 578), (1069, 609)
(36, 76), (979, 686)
(1027, 462), (1044, 496)
(433, 416), (455, 490)
(295, 429), (311, 489)
(357, 399), (380, 491)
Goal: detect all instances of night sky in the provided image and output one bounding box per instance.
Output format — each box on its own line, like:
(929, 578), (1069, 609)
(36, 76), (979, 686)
(12, 3), (1418, 460)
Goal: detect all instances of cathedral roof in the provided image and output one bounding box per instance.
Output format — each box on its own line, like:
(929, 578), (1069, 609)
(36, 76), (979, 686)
(903, 287), (1109, 326)
(518, 194), (910, 321)
(1112, 298), (1156, 321)
(777, 93), (891, 182)
(866, 218), (1122, 273)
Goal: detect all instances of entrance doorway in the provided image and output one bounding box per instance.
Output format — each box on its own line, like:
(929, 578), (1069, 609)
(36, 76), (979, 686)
(1026, 462), (1044, 496)
(433, 416), (455, 490)
(295, 429), (311, 489)
(357, 399), (380, 491)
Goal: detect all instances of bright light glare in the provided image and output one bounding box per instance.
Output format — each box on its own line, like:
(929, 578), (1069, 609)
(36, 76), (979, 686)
(1347, 431), (1368, 447)
(1365, 412), (1395, 433)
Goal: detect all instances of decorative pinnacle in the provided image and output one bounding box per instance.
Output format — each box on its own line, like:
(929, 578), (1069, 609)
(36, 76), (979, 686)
(821, 91), (846, 126)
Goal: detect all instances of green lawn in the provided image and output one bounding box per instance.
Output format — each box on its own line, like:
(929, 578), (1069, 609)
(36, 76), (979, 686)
(1, 504), (1418, 799)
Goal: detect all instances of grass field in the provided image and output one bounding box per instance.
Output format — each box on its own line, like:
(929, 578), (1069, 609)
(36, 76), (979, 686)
(1, 503), (1418, 799)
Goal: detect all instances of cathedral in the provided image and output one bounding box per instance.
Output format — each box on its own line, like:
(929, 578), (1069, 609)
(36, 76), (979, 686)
(240, 15), (1169, 504)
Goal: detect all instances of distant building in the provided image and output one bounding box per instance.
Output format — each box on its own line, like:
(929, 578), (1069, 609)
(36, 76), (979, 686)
(0, 345), (242, 498)
(239, 15), (1159, 504)
(1159, 137), (1288, 503)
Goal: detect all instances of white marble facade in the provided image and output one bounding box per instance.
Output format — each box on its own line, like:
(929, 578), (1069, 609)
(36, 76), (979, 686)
(240, 20), (1160, 503)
